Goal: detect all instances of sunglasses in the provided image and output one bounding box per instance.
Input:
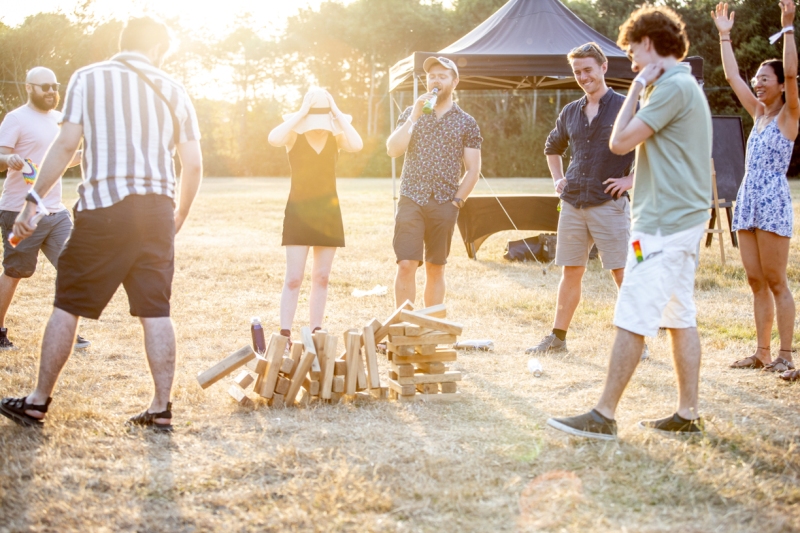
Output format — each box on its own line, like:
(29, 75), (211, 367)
(571, 43), (598, 55)
(30, 83), (60, 92)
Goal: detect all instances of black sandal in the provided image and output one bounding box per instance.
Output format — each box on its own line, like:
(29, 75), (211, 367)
(127, 402), (173, 432)
(764, 356), (795, 373)
(0, 396), (51, 427)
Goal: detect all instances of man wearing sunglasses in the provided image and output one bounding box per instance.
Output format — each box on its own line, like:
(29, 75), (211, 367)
(0, 67), (87, 351)
(527, 42), (636, 356)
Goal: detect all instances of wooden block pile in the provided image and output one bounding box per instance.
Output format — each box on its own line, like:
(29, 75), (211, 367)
(373, 301), (464, 403)
(196, 302), (463, 407)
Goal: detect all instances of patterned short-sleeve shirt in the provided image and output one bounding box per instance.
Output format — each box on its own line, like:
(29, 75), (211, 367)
(396, 103), (482, 206)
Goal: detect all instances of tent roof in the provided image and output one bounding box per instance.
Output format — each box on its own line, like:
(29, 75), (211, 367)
(389, 0), (635, 92)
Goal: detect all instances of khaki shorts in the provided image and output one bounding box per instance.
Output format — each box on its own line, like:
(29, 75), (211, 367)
(393, 195), (459, 266)
(613, 223), (705, 337)
(555, 197), (630, 270)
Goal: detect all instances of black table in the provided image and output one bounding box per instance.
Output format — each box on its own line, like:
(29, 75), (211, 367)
(456, 195), (560, 259)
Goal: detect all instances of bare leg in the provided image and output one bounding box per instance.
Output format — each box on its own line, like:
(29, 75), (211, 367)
(755, 229), (795, 360)
(309, 246), (336, 330)
(552, 266), (586, 330)
(395, 260), (418, 306)
(423, 262), (445, 306)
(141, 317), (176, 424)
(0, 274), (21, 328)
(594, 327), (644, 420)
(280, 246), (310, 331)
(610, 267), (624, 289)
(668, 327), (701, 419)
(738, 230), (773, 364)
(25, 307), (80, 418)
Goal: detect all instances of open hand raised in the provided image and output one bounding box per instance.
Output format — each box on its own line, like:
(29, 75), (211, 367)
(711, 2), (735, 35)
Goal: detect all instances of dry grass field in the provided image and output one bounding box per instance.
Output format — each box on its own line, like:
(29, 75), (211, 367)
(0, 177), (799, 532)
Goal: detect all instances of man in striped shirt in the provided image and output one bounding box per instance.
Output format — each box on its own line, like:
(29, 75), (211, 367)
(0, 17), (203, 432)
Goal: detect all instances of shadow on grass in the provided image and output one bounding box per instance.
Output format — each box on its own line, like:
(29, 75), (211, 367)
(0, 428), (45, 532)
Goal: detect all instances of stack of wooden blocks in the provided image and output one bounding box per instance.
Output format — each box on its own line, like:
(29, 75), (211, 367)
(196, 302), (463, 406)
(374, 301), (463, 403)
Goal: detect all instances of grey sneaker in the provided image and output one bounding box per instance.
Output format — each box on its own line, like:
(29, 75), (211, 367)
(638, 413), (703, 435)
(0, 328), (16, 350)
(641, 343), (650, 361)
(547, 409), (617, 440)
(525, 333), (566, 354)
(74, 335), (91, 350)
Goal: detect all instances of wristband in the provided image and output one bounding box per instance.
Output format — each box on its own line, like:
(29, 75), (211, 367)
(25, 190), (43, 206)
(632, 76), (647, 90)
(770, 25), (795, 45)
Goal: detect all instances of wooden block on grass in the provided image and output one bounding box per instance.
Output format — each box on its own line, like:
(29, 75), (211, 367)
(440, 382), (457, 393)
(288, 343), (304, 379)
(416, 362), (445, 374)
(345, 331), (360, 395)
(369, 386), (389, 400)
(332, 375), (345, 393)
(234, 370), (254, 390)
(328, 391), (344, 403)
(374, 299), (414, 342)
(393, 349), (457, 364)
(280, 356), (294, 375)
(415, 303), (446, 318)
(390, 333), (457, 347)
(416, 383), (439, 394)
(320, 335), (338, 400)
(252, 354), (269, 392)
(275, 375), (290, 396)
(285, 348), (317, 407)
(197, 345), (255, 389)
(396, 371), (462, 385)
(391, 362), (415, 377)
(269, 393), (284, 408)
(301, 327), (321, 380)
(313, 330), (327, 375)
(228, 384), (254, 407)
(363, 325), (380, 389)
(388, 379), (417, 396)
(399, 310), (463, 336)
(259, 333), (289, 399)
(302, 377), (320, 396)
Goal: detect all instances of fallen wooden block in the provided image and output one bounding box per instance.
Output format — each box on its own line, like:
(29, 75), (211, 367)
(396, 371), (462, 385)
(389, 333), (457, 347)
(233, 370), (255, 390)
(440, 382), (457, 393)
(275, 375), (291, 396)
(393, 349), (458, 364)
(363, 326), (380, 390)
(313, 330), (327, 376)
(416, 383), (439, 394)
(320, 335), (338, 400)
(369, 386), (389, 400)
(366, 318), (381, 334)
(391, 362), (415, 377)
(404, 324), (424, 336)
(374, 300), (414, 342)
(259, 333), (289, 399)
(285, 348), (317, 407)
(328, 391), (344, 403)
(280, 356), (294, 375)
(228, 384), (254, 407)
(301, 327), (321, 380)
(197, 345), (255, 389)
(416, 392), (461, 403)
(334, 359), (347, 376)
(345, 330), (360, 395)
(332, 375), (345, 393)
(252, 355), (269, 393)
(415, 303), (446, 318)
(388, 323), (409, 336)
(287, 343), (304, 379)
(399, 310), (463, 336)
(416, 362), (446, 374)
(388, 379), (416, 396)
(269, 393), (285, 408)
(302, 377), (320, 396)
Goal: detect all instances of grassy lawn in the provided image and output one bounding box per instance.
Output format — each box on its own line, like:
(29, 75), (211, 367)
(0, 177), (798, 532)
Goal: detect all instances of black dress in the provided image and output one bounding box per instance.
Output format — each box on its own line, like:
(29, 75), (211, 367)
(282, 133), (345, 247)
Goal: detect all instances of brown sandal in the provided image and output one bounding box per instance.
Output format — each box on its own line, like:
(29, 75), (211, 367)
(780, 369), (800, 381)
(763, 357), (795, 373)
(730, 355), (766, 369)
(0, 396), (51, 427)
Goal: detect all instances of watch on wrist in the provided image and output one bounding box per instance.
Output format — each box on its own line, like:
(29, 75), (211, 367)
(453, 198), (465, 209)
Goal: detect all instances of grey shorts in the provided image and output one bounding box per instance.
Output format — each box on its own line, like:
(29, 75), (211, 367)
(0, 209), (72, 278)
(393, 195), (460, 266)
(555, 198), (630, 270)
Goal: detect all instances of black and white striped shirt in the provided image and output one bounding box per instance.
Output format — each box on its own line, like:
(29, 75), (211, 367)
(61, 52), (201, 211)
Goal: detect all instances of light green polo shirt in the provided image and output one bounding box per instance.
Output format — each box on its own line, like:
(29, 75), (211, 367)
(632, 63), (712, 236)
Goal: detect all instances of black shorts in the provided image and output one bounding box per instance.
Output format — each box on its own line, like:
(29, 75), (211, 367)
(393, 195), (460, 266)
(55, 194), (175, 320)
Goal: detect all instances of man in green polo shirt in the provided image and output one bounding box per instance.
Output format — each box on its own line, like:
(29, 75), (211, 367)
(547, 5), (712, 440)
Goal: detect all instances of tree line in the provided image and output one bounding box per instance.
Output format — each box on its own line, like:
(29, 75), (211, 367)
(0, 0), (794, 178)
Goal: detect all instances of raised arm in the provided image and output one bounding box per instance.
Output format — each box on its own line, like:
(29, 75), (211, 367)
(268, 92), (313, 149)
(712, 2), (759, 118)
(326, 91), (363, 153)
(779, 0), (800, 133)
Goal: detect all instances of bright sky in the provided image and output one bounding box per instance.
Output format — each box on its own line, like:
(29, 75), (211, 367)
(0, 0), (332, 37)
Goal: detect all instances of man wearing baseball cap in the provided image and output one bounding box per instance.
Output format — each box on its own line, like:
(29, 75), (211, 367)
(386, 56), (482, 307)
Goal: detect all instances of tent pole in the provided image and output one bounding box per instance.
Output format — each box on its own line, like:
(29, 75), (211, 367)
(390, 78), (397, 215)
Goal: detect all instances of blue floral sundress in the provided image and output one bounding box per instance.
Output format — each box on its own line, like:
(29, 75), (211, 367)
(732, 117), (794, 238)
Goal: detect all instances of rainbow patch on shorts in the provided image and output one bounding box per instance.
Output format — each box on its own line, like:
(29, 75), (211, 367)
(22, 159), (39, 185)
(632, 240), (643, 263)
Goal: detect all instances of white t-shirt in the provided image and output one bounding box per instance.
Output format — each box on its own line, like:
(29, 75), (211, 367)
(0, 105), (66, 213)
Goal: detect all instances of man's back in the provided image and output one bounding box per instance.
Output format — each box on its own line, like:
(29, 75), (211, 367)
(631, 64), (712, 236)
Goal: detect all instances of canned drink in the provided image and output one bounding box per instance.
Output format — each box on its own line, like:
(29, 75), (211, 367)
(8, 211), (46, 248)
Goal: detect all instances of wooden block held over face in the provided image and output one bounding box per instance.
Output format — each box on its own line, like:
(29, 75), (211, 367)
(334, 359), (347, 376)
(302, 377), (320, 396)
(332, 375), (345, 393)
(416, 362), (446, 374)
(391, 362), (415, 377)
(415, 303), (446, 318)
(440, 382), (457, 393)
(396, 371), (462, 385)
(197, 345), (255, 389)
(228, 384), (254, 407)
(399, 310), (463, 336)
(259, 333), (289, 399)
(374, 300), (414, 342)
(388, 379), (417, 396)
(320, 335), (338, 400)
(393, 349), (458, 365)
(285, 348), (317, 406)
(269, 393), (285, 408)
(363, 325), (381, 390)
(275, 375), (291, 396)
(280, 356), (295, 375)
(416, 383), (439, 394)
(390, 333), (457, 347)
(234, 370), (255, 390)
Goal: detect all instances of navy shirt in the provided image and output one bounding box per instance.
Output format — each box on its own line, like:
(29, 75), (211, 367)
(544, 88), (635, 208)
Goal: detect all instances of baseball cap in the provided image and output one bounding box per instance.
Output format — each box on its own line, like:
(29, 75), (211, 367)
(423, 56), (459, 77)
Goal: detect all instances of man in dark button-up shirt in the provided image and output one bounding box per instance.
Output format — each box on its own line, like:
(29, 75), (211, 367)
(527, 42), (639, 356)
(387, 56), (482, 308)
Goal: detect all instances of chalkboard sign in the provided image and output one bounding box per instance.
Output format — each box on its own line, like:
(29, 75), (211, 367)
(711, 115), (746, 205)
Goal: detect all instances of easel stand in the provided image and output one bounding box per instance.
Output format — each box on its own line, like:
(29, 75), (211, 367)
(705, 159), (728, 265)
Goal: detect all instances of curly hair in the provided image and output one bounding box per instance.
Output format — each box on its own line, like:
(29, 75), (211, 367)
(616, 5), (689, 61)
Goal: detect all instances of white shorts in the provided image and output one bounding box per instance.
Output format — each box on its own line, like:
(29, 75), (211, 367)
(613, 223), (705, 337)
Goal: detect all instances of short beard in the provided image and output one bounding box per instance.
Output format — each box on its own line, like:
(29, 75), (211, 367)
(30, 90), (59, 112)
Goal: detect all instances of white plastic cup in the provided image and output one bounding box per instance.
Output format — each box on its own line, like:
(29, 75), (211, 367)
(527, 358), (543, 377)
